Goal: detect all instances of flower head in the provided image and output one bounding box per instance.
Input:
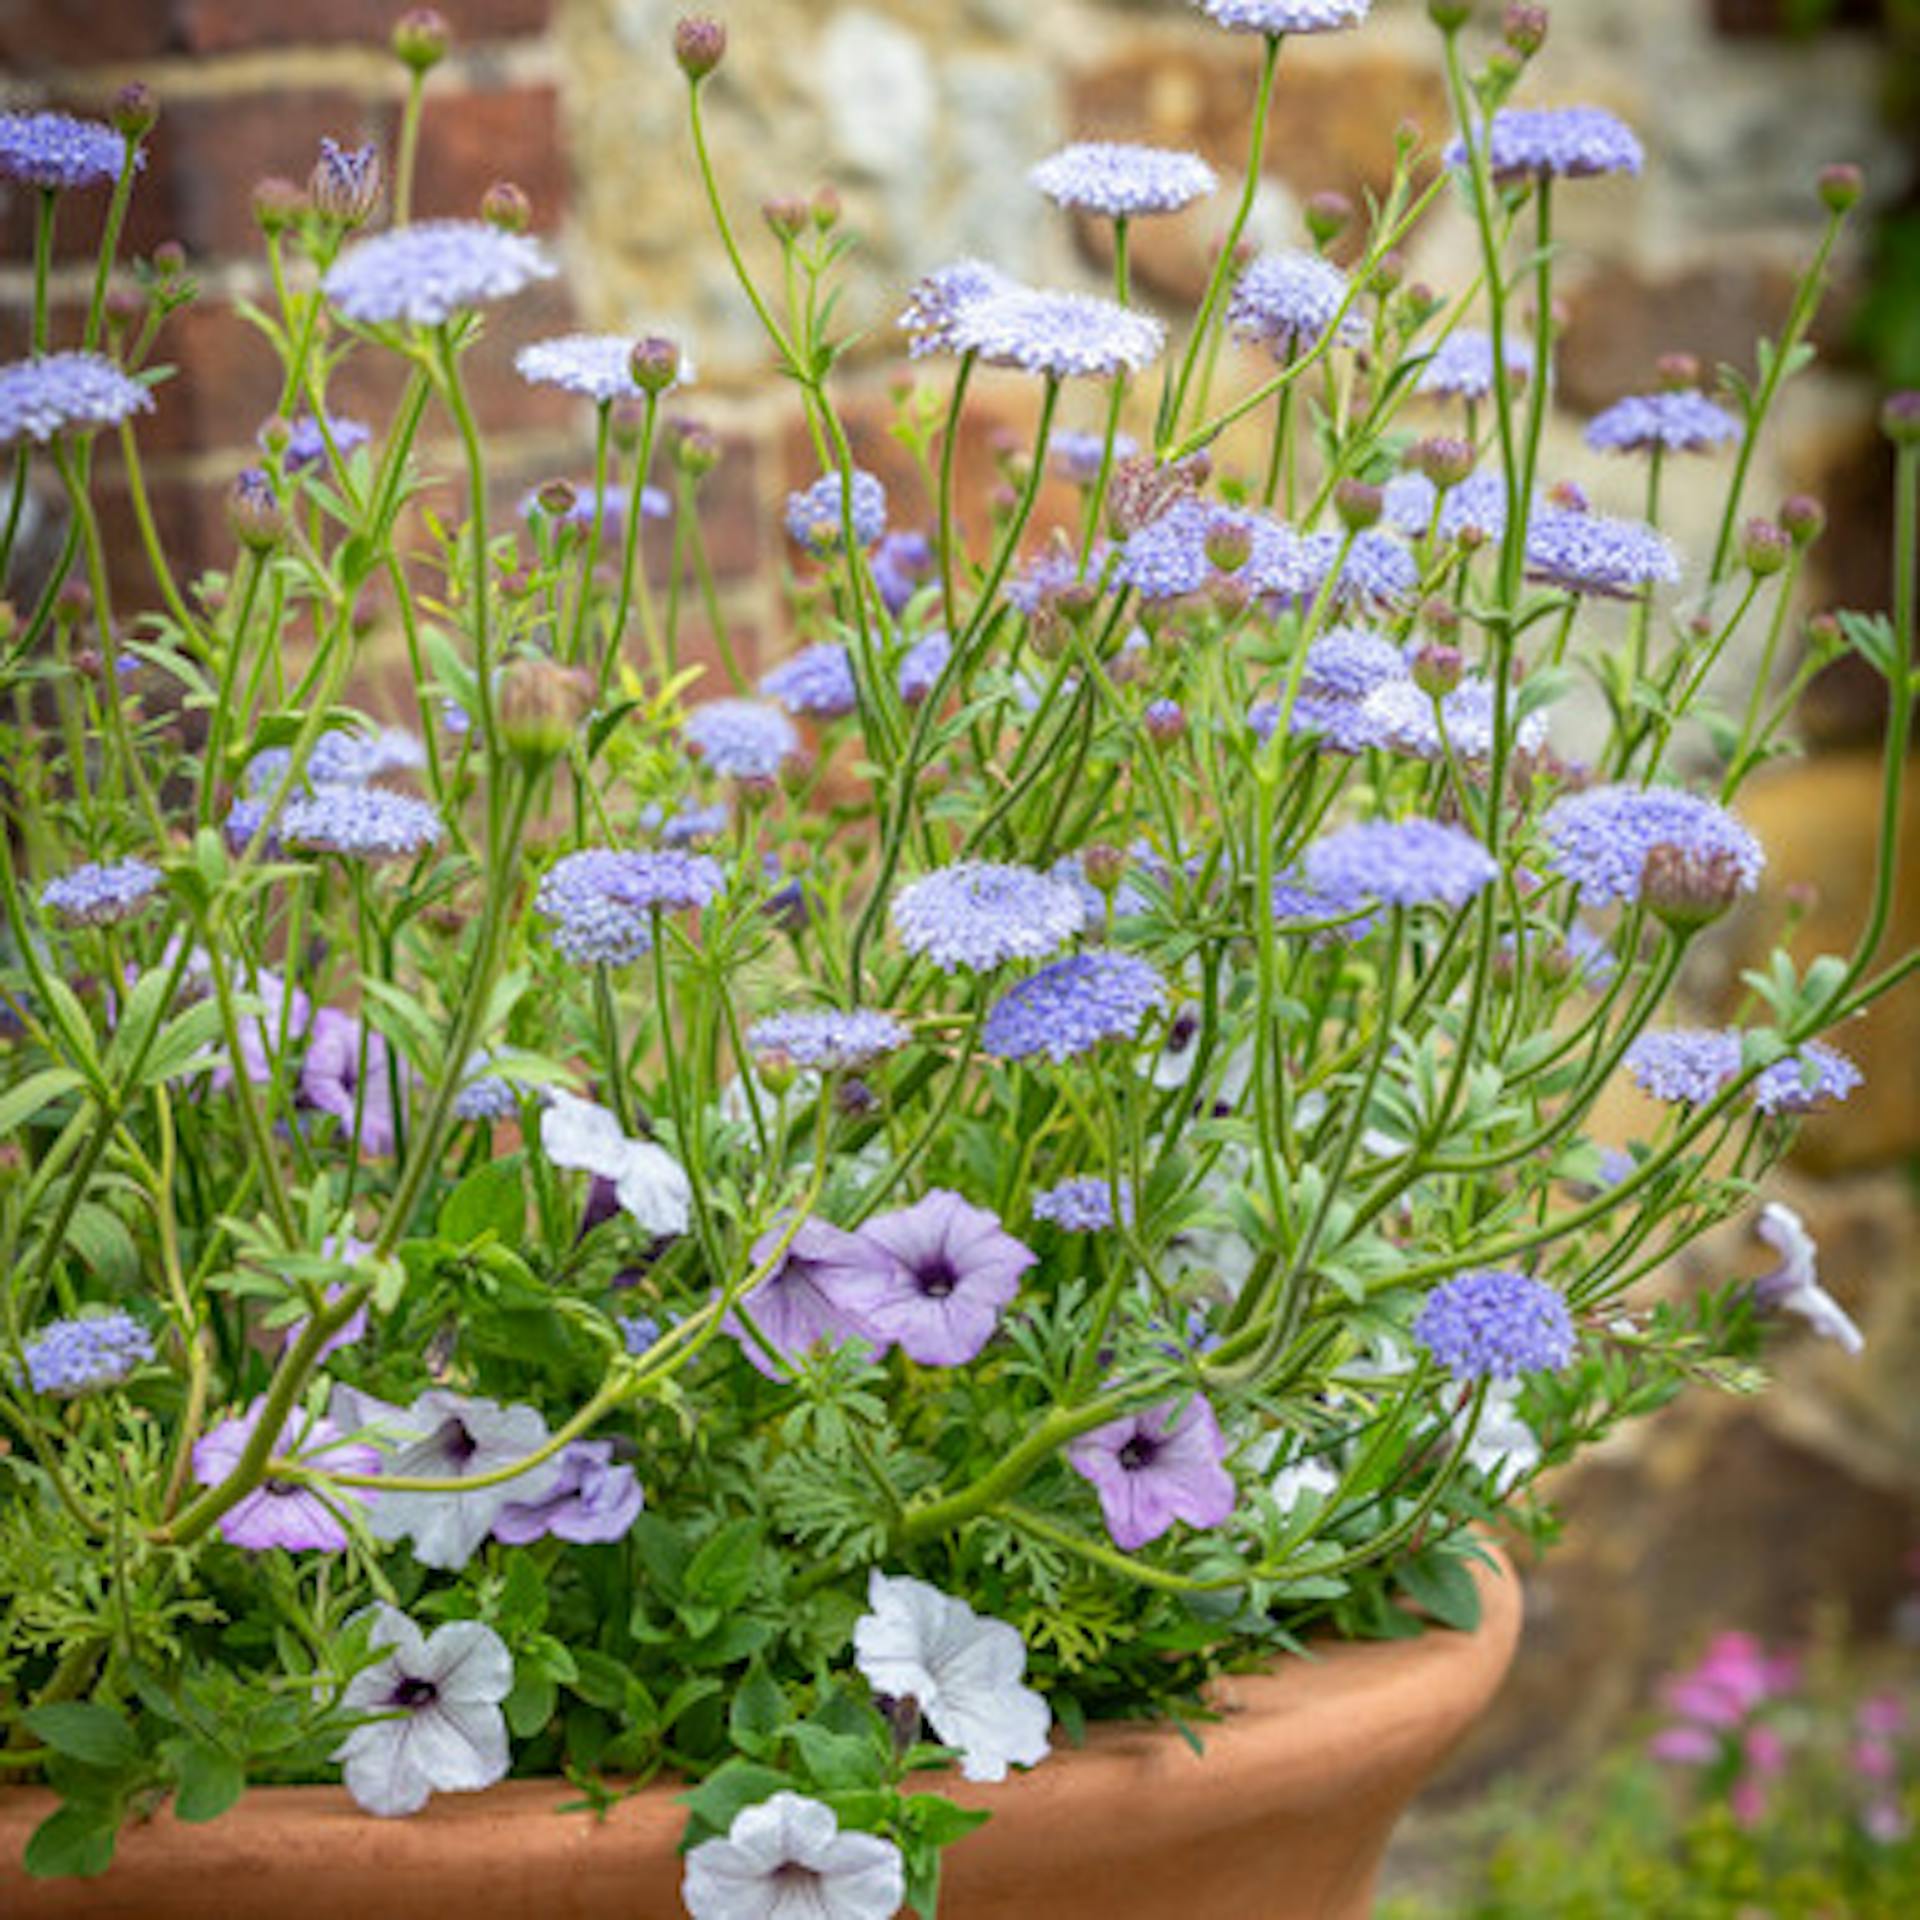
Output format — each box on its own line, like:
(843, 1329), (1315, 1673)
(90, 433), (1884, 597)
(1624, 1028), (1743, 1106)
(323, 219), (556, 327)
(334, 1606), (512, 1817)
(1067, 1395), (1238, 1550)
(899, 258), (1021, 358)
(1586, 390), (1741, 456)
(1752, 1201), (1862, 1356)
(724, 1217), (895, 1378)
(541, 1092), (692, 1238)
(41, 857), (163, 927)
(747, 1009), (909, 1073)
(1752, 1040), (1862, 1116)
(1229, 251), (1361, 358)
(891, 862), (1083, 974)
(1053, 428), (1138, 485)
(1451, 107), (1645, 181)
(1542, 784), (1764, 907)
(1415, 1269), (1576, 1381)
(20, 1311), (154, 1398)
(0, 353), (153, 445)
(785, 469), (888, 557)
(982, 950), (1168, 1063)
(1190, 0), (1372, 31)
(1118, 498), (1288, 602)
(1303, 818), (1498, 912)
(1526, 507), (1680, 596)
(276, 413), (373, 474)
(683, 699), (801, 783)
(0, 111), (130, 192)
(1358, 675), (1550, 763)
(535, 848), (723, 967)
(1033, 1176), (1133, 1232)
(682, 1792), (905, 1920)
(853, 1574), (1051, 1783)
(1030, 142), (1218, 219)
(761, 641), (859, 717)
(491, 1439), (643, 1545)
(835, 1190), (1037, 1367)
(513, 333), (643, 404)
(897, 629), (953, 705)
(191, 1402), (380, 1552)
(1416, 329), (1535, 401)
(282, 786), (444, 861)
(949, 286), (1166, 380)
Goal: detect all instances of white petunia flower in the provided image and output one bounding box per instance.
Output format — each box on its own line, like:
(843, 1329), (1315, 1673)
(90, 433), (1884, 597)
(1459, 1379), (1540, 1490)
(1755, 1201), (1863, 1357)
(682, 1791), (905, 1920)
(333, 1605), (512, 1817)
(852, 1572), (1051, 1785)
(1271, 1453), (1341, 1513)
(339, 1386), (563, 1571)
(540, 1090), (693, 1239)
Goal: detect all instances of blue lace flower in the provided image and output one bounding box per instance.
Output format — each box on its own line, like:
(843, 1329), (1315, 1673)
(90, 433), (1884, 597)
(1303, 819), (1498, 912)
(536, 849), (723, 968)
(1624, 1028), (1743, 1105)
(1384, 470), (1516, 544)
(0, 353), (152, 444)
(1450, 107), (1645, 181)
(1230, 251), (1361, 357)
(899, 258), (1022, 359)
(1542, 785), (1764, 906)
(983, 951), (1169, 1062)
(41, 858), (163, 927)
(282, 788), (444, 861)
(1053, 428), (1138, 484)
(747, 1009), (911, 1072)
(1586, 391), (1740, 456)
(275, 413), (372, 473)
(949, 286), (1166, 380)
(1526, 507), (1680, 596)
(891, 862), (1084, 972)
(1033, 1177), (1134, 1232)
(1031, 143), (1218, 219)
(21, 1311), (155, 1397)
(1191, 0), (1372, 31)
(323, 220), (556, 327)
(0, 111), (131, 192)
(762, 642), (859, 719)
(1416, 329), (1535, 401)
(1415, 1270), (1575, 1381)
(683, 700), (800, 782)
(1752, 1041), (1862, 1116)
(1359, 676), (1550, 763)
(514, 333), (644, 404)
(897, 630), (953, 705)
(785, 470), (888, 556)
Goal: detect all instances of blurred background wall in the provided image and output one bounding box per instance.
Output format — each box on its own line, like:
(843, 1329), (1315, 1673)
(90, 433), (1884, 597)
(2, 0), (1917, 1786)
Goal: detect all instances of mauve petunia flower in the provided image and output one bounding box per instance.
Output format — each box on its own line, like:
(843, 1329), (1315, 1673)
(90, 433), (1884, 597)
(191, 1400), (380, 1553)
(1067, 1394), (1238, 1550)
(300, 1007), (405, 1157)
(333, 1605), (513, 1817)
(723, 1217), (894, 1379)
(835, 1191), (1037, 1367)
(491, 1439), (643, 1546)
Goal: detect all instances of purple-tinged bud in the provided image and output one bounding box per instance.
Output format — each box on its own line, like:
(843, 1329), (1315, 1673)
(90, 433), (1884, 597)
(1398, 283), (1444, 332)
(835, 1077), (880, 1118)
(1207, 572), (1251, 619)
(1779, 494), (1825, 547)
(259, 415), (293, 457)
(1502, 3), (1548, 56)
(1881, 391), (1920, 447)
(811, 186), (843, 232)
(111, 82), (159, 140)
(499, 655), (596, 764)
(1547, 480), (1589, 513)
(103, 288), (142, 339)
(1081, 843), (1129, 895)
(309, 140), (383, 228)
(762, 196), (809, 240)
(755, 1048), (800, 1096)
(670, 418), (721, 481)
(1782, 880), (1820, 916)
(227, 469), (285, 551)
(152, 240), (186, 279)
(1741, 518), (1791, 577)
(1818, 163), (1865, 215)
(480, 180), (531, 232)
(1411, 641), (1464, 697)
(55, 581), (91, 628)
(1411, 435), (1475, 490)
(1369, 250), (1407, 297)
(1143, 698), (1186, 744)
(1305, 191), (1354, 250)
(535, 479), (578, 521)
(392, 8), (451, 74)
(1420, 596), (1462, 640)
(1205, 519), (1254, 574)
(1027, 604), (1067, 661)
(1655, 352), (1702, 393)
(251, 177), (307, 236)
(1805, 611), (1845, 659)
(1428, 0), (1473, 29)
(72, 646), (103, 680)
(630, 335), (680, 395)
(1056, 580), (1102, 628)
(1455, 522), (1488, 554)
(1334, 478), (1384, 532)
(674, 16), (728, 82)
(1641, 842), (1744, 932)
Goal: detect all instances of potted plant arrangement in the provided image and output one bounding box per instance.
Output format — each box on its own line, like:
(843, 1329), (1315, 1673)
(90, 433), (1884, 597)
(0, 0), (1912, 1913)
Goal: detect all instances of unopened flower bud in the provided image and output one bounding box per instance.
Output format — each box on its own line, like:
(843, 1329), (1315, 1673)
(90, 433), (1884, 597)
(251, 177), (306, 236)
(755, 1049), (800, 1095)
(670, 419), (721, 481)
(674, 16), (727, 82)
(103, 288), (142, 339)
(1420, 596), (1461, 640)
(1547, 479), (1589, 513)
(1412, 435), (1475, 490)
(1805, 611), (1844, 658)
(1655, 352), (1702, 392)
(55, 580), (91, 628)
(835, 1077), (880, 1118)
(535, 479), (578, 521)
(1455, 522), (1488, 554)
(1641, 842), (1744, 932)
(1082, 843), (1129, 895)
(1428, 0), (1473, 29)
(811, 186), (843, 232)
(1817, 162), (1864, 215)
(480, 180), (531, 232)
(227, 468), (286, 551)
(1057, 581), (1101, 629)
(1779, 494), (1825, 546)
(498, 655), (595, 764)
(392, 8), (451, 74)
(1335, 479), (1384, 531)
(1369, 250), (1406, 297)
(1143, 698), (1186, 744)
(152, 240), (186, 279)
(1502, 4), (1548, 56)
(1028, 604), (1067, 661)
(1205, 518), (1254, 574)
(1881, 391), (1920, 447)
(1304, 191), (1353, 250)
(1485, 49), (1524, 90)
(111, 82), (158, 140)
(1398, 283), (1443, 331)
(1411, 641), (1464, 697)
(309, 140), (382, 228)
(762, 196), (808, 240)
(630, 335), (680, 395)
(1741, 518), (1790, 577)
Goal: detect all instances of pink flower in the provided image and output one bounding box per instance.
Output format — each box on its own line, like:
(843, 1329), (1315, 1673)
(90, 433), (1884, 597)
(1648, 1726), (1718, 1766)
(1066, 1394), (1237, 1550)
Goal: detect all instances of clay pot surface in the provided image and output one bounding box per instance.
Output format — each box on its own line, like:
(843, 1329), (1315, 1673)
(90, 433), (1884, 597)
(0, 1551), (1520, 1920)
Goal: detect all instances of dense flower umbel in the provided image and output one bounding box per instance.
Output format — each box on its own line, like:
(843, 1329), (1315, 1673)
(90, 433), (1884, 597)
(762, 641), (859, 717)
(1229, 250), (1361, 357)
(0, 353), (153, 444)
(982, 950), (1169, 1062)
(785, 469), (889, 555)
(1304, 818), (1499, 911)
(513, 333), (645, 404)
(1624, 1028), (1743, 1106)
(1415, 1269), (1576, 1381)
(898, 257), (1020, 358)
(1542, 785), (1765, 907)
(747, 1009), (910, 1072)
(1033, 1176), (1134, 1232)
(41, 857), (163, 926)
(21, 1311), (154, 1397)
(1190, 0), (1373, 31)
(282, 787), (444, 861)
(1451, 106), (1646, 181)
(1067, 1395), (1238, 1550)
(891, 861), (1085, 971)
(1751, 1039), (1863, 1115)
(1586, 390), (1741, 455)
(1525, 506), (1681, 595)
(682, 698), (801, 782)
(0, 110), (131, 192)
(323, 220), (556, 326)
(1416, 328), (1536, 401)
(1030, 142), (1218, 219)
(948, 284), (1167, 380)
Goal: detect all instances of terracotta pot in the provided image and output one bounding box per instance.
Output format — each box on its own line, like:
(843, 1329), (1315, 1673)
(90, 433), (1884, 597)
(0, 1552), (1520, 1920)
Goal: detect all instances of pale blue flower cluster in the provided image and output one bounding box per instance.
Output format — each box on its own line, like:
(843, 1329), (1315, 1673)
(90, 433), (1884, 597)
(748, 1009), (910, 1072)
(1542, 785), (1765, 906)
(983, 951), (1169, 1063)
(0, 110), (131, 192)
(0, 352), (152, 445)
(1415, 1269), (1575, 1381)
(891, 862), (1084, 972)
(22, 1311), (155, 1397)
(41, 857), (163, 927)
(323, 220), (556, 327)
(1030, 143), (1218, 219)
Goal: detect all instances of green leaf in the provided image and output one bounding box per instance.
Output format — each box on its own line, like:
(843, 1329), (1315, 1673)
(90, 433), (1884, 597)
(24, 1703), (140, 1772)
(728, 1661), (788, 1759)
(787, 1723), (882, 1793)
(0, 1066), (84, 1138)
(504, 1667), (558, 1740)
(570, 1648), (638, 1715)
(1398, 1550), (1483, 1633)
(438, 1157), (526, 1248)
(685, 1518), (762, 1611)
(498, 1551), (550, 1634)
(24, 1802), (119, 1880)
(677, 1760), (791, 1841)
(66, 1204), (141, 1287)
(902, 1792), (992, 1848)
(172, 1743), (245, 1824)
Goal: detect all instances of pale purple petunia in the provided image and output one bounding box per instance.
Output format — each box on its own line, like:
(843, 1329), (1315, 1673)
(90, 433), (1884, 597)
(724, 1216), (895, 1378)
(0, 353), (152, 445)
(323, 219), (556, 327)
(1067, 1395), (1238, 1551)
(191, 1401), (381, 1553)
(300, 1007), (404, 1158)
(491, 1439), (643, 1545)
(1030, 142), (1218, 219)
(837, 1190), (1038, 1367)
(982, 950), (1168, 1063)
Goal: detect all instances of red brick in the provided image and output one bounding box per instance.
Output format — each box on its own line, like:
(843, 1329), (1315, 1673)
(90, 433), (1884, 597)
(408, 80), (567, 227)
(173, 0), (553, 56)
(0, 0), (178, 69)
